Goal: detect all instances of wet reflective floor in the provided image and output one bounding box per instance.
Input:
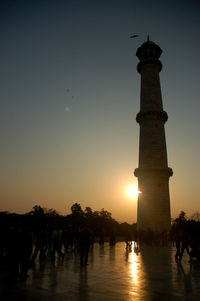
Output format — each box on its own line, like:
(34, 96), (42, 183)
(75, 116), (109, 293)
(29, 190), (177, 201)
(1, 242), (200, 300)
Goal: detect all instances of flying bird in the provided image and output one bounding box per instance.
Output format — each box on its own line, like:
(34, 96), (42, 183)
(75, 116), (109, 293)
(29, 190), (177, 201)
(130, 34), (139, 38)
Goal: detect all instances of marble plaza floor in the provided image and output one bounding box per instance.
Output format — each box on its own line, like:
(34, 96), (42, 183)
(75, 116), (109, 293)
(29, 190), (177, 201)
(1, 242), (200, 301)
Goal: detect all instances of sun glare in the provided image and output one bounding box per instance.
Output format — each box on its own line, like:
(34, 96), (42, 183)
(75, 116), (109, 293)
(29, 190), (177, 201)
(126, 185), (141, 200)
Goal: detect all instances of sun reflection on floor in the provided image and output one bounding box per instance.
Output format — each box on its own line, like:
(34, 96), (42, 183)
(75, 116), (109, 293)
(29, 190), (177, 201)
(127, 243), (139, 283)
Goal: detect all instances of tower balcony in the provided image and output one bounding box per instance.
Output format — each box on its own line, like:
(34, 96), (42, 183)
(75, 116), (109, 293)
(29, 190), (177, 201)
(136, 110), (168, 123)
(134, 167), (173, 178)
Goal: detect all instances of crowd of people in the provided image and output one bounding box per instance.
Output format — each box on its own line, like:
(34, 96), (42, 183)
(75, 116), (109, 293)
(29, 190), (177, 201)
(0, 222), (97, 281)
(171, 211), (200, 262)
(172, 232), (200, 262)
(1, 210), (200, 282)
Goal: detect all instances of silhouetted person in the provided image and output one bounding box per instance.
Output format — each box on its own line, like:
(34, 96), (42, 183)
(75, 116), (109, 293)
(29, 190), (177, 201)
(6, 224), (20, 281)
(109, 230), (116, 246)
(74, 226), (81, 252)
(31, 228), (46, 265)
(99, 227), (106, 245)
(79, 224), (92, 266)
(66, 224), (74, 250)
(125, 230), (132, 250)
(0, 225), (7, 262)
(179, 233), (190, 260)
(161, 229), (168, 246)
(18, 224), (32, 280)
(90, 230), (95, 249)
(174, 231), (182, 260)
(62, 228), (68, 253)
(51, 228), (64, 260)
(46, 226), (53, 252)
(189, 236), (200, 261)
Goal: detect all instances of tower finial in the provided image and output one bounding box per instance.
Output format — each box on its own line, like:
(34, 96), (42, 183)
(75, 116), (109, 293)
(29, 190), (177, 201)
(147, 35), (150, 41)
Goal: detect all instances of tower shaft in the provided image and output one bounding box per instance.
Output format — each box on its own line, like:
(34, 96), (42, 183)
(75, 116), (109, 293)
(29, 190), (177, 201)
(134, 40), (173, 232)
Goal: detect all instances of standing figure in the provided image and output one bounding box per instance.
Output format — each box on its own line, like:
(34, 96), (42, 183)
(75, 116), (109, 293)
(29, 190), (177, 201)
(179, 233), (190, 260)
(79, 224), (92, 266)
(18, 223), (32, 280)
(51, 227), (64, 260)
(174, 231), (182, 260)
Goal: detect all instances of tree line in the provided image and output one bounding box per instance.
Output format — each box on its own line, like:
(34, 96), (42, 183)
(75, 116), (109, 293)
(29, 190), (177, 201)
(0, 203), (136, 240)
(1, 205), (200, 243)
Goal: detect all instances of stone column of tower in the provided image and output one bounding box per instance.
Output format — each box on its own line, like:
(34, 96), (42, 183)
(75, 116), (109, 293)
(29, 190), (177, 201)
(134, 38), (173, 232)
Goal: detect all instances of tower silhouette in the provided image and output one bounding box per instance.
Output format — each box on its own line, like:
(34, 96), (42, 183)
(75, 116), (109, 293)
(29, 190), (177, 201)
(134, 38), (173, 232)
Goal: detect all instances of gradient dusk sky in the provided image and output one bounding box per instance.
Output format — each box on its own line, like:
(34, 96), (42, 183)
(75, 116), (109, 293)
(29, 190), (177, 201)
(0, 0), (199, 223)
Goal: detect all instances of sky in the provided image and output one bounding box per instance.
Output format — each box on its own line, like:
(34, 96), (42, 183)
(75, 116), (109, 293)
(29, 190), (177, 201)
(0, 0), (200, 223)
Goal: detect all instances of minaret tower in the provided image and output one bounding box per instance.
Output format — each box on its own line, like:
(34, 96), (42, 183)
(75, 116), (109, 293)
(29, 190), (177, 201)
(134, 37), (173, 232)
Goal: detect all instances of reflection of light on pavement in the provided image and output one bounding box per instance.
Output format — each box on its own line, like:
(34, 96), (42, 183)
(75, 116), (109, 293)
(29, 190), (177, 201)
(129, 246), (138, 283)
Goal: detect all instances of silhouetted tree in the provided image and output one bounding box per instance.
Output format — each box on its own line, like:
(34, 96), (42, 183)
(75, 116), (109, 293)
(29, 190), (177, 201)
(71, 203), (83, 216)
(84, 207), (93, 217)
(99, 208), (112, 220)
(29, 205), (44, 217)
(43, 208), (59, 217)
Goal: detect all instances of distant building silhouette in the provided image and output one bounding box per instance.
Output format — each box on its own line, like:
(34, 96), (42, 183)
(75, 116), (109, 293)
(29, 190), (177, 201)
(134, 39), (173, 232)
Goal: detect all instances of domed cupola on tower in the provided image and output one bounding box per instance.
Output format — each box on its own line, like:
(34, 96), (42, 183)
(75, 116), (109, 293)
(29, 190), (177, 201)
(136, 36), (162, 73)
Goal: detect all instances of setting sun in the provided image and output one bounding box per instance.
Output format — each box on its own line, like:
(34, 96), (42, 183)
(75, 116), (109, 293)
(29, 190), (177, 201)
(126, 185), (141, 199)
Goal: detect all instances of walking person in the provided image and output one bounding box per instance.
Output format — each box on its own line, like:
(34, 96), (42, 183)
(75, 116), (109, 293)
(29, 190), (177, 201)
(179, 233), (190, 260)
